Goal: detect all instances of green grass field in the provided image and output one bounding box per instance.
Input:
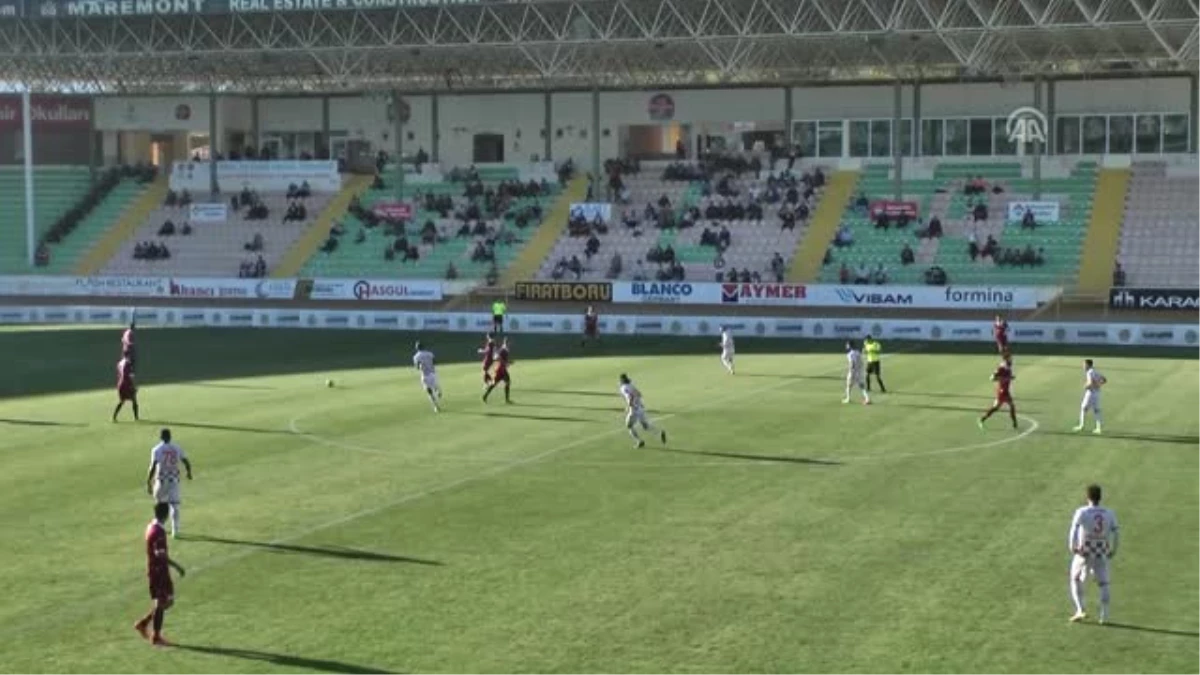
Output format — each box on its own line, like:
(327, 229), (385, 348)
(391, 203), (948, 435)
(1, 327), (1196, 674)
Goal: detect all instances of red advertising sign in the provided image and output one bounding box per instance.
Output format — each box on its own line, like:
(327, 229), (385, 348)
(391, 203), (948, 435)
(372, 201), (414, 221)
(0, 95), (93, 130)
(721, 283), (807, 304)
(868, 200), (919, 219)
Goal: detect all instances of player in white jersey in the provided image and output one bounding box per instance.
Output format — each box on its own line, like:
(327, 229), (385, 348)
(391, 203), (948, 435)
(842, 341), (871, 405)
(619, 373), (667, 448)
(412, 341), (441, 412)
(719, 326), (736, 375)
(144, 428), (192, 538)
(1073, 358), (1107, 434)
(1067, 484), (1120, 623)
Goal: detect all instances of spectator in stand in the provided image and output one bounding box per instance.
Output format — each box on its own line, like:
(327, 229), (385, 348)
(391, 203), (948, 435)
(834, 223), (853, 247)
(770, 252), (785, 282)
(972, 201), (988, 222)
(35, 242), (50, 267)
(967, 231), (980, 261)
(839, 262), (851, 284)
(717, 226), (731, 251)
(1112, 261), (1126, 287)
(608, 252), (623, 279)
(872, 263), (889, 285)
(1021, 209), (1037, 230)
(585, 233), (601, 260)
(854, 262), (870, 285)
(854, 191), (870, 214)
(921, 215), (943, 239)
(181, 222), (193, 236)
(900, 242), (915, 266)
(982, 234), (999, 259)
(445, 262), (458, 280)
(244, 232), (264, 252)
(157, 220), (176, 237)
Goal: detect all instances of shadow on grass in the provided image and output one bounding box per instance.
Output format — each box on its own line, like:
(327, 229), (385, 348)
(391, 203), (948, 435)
(886, 391), (1046, 402)
(186, 534), (443, 566)
(0, 418), (87, 427)
(141, 419), (290, 435)
(454, 409), (600, 424)
(174, 644), (397, 674)
(1087, 622), (1200, 638)
(1041, 430), (1199, 446)
(660, 446), (842, 466)
(889, 402), (1040, 415)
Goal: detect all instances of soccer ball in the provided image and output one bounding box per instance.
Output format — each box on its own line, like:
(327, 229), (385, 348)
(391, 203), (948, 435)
(326, 379), (335, 388)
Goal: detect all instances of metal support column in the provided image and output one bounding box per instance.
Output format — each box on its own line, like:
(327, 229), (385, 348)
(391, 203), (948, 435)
(1033, 76), (1043, 200)
(430, 93), (440, 163)
(543, 91), (553, 162)
(591, 87), (601, 198)
(1191, 74), (1199, 154)
(392, 90), (405, 200)
(250, 96), (260, 154)
(912, 81), (922, 157)
(21, 91), (34, 265)
(783, 86), (794, 161)
(320, 96), (331, 160)
(892, 81), (903, 200)
(1045, 79), (1056, 156)
(208, 92), (219, 194)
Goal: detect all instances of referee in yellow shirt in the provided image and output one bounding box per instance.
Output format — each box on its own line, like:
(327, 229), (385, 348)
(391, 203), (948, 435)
(864, 334), (886, 393)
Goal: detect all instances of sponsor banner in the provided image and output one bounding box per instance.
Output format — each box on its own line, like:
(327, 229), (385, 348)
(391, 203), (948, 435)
(568, 202), (613, 223)
(0, 95), (93, 130)
(188, 202), (228, 223)
(720, 282), (807, 305)
(1109, 287), (1199, 311)
(372, 201), (413, 221)
(868, 200), (919, 219)
(614, 281), (717, 305)
(168, 278), (296, 300)
(612, 282), (1054, 309)
(3, 305), (1193, 347)
(27, 0), (494, 19)
(1006, 200), (1060, 223)
(0, 0), (20, 18)
(168, 160), (341, 193)
(307, 278), (443, 302)
(513, 281), (612, 303)
(0, 275), (168, 298)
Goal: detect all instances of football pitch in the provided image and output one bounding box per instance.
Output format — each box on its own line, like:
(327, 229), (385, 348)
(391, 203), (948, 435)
(1, 326), (1196, 674)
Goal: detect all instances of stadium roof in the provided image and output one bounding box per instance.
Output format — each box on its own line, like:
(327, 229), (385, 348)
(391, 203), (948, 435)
(0, 0), (1195, 95)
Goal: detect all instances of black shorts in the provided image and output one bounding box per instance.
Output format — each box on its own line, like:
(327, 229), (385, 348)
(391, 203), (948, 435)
(866, 361), (881, 375)
(493, 314), (504, 326)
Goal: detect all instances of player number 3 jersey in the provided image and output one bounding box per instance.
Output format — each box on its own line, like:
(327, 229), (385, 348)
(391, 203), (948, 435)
(1068, 505), (1119, 558)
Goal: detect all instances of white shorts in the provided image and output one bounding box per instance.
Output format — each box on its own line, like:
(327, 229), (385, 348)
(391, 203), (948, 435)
(721, 349), (735, 361)
(847, 368), (864, 386)
(1082, 390), (1101, 410)
(1070, 553), (1110, 586)
(153, 478), (180, 505)
(625, 407), (649, 428)
(421, 373), (440, 392)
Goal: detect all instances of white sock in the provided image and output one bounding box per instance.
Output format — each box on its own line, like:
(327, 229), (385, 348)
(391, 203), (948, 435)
(1070, 577), (1085, 613)
(1078, 408), (1087, 427)
(1099, 583), (1110, 620)
(628, 427), (641, 441)
(170, 504), (180, 535)
(1093, 409), (1103, 427)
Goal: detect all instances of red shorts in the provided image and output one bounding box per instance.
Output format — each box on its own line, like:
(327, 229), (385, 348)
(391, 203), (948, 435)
(118, 384), (137, 401)
(148, 573), (173, 602)
(995, 391), (1013, 405)
(995, 337), (1009, 349)
(494, 368), (510, 383)
(585, 323), (598, 337)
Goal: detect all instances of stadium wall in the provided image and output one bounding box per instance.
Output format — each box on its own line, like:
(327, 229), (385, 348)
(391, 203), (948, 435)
(0, 305), (1195, 348)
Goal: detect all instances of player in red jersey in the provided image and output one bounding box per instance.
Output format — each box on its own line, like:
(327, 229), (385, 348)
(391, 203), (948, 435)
(133, 502), (185, 646)
(113, 354), (140, 422)
(483, 338), (512, 404)
(978, 361), (1018, 430)
(993, 314), (1010, 354)
(582, 305), (599, 347)
(478, 333), (496, 386)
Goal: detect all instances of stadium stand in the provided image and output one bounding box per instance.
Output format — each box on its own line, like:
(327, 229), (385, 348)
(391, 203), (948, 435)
(98, 190), (333, 278)
(536, 158), (827, 283)
(299, 166), (562, 282)
(0, 167), (91, 273)
(1114, 161), (1200, 288)
(820, 160), (1097, 286)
